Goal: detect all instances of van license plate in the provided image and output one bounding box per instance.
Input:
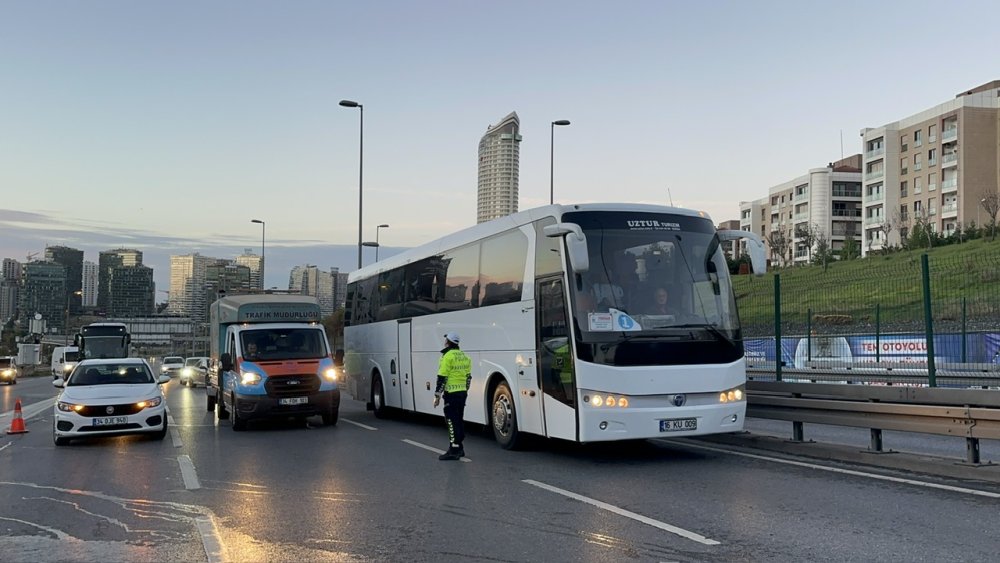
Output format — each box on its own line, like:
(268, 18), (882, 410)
(659, 418), (697, 432)
(93, 416), (129, 426)
(279, 397), (308, 406)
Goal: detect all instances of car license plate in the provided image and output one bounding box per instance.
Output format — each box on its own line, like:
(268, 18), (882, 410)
(279, 397), (308, 406)
(659, 418), (697, 432)
(93, 416), (129, 426)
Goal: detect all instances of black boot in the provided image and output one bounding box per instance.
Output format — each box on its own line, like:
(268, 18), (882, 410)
(438, 445), (462, 461)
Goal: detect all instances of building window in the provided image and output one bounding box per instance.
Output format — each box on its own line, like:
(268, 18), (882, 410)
(913, 129), (923, 147)
(900, 134), (908, 152)
(928, 124), (937, 142)
(914, 176), (922, 194)
(899, 181), (908, 197)
(928, 172), (937, 191)
(900, 157), (908, 175)
(914, 153), (922, 171)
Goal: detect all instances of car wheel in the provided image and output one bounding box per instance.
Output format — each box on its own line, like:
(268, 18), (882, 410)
(217, 390), (230, 420)
(153, 417), (168, 440)
(491, 381), (523, 450)
(231, 395), (246, 431)
(371, 376), (387, 419)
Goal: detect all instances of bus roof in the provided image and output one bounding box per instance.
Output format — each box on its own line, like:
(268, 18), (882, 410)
(349, 202), (711, 282)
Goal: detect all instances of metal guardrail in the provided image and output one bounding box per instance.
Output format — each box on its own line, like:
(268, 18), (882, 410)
(746, 380), (1000, 465)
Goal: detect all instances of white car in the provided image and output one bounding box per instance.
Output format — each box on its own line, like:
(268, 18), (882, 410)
(53, 358), (171, 446)
(160, 356), (185, 377)
(180, 357), (209, 387)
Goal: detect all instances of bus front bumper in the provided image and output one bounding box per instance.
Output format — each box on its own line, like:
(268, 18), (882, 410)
(577, 402), (746, 442)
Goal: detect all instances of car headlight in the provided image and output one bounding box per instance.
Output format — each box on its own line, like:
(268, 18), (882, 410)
(136, 397), (163, 409)
(57, 401), (85, 413)
(240, 371), (262, 385)
(161, 365), (168, 372)
(1, 369), (11, 376)
(718, 385), (746, 403)
(182, 367), (193, 376)
(323, 368), (338, 382)
(63, 364), (73, 371)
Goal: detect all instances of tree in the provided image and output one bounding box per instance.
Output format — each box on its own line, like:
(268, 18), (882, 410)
(794, 223), (819, 263)
(981, 194), (1000, 241)
(322, 309), (346, 351)
(839, 235), (860, 261)
(877, 213), (898, 253)
(766, 230), (790, 267)
(811, 230), (834, 271)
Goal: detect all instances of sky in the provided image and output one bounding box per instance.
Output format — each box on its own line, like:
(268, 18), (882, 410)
(2, 0), (999, 294)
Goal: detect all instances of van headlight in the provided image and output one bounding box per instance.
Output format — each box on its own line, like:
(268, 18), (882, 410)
(240, 372), (262, 385)
(63, 364), (74, 371)
(323, 368), (338, 382)
(718, 385), (745, 403)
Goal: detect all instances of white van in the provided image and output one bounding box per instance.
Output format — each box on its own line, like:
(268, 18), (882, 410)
(51, 346), (81, 379)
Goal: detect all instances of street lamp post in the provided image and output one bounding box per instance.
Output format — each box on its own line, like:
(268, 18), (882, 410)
(251, 219), (265, 290)
(340, 99), (364, 269)
(375, 224), (389, 261)
(550, 120), (571, 205)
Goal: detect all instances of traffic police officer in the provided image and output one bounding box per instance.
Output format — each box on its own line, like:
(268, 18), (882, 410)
(434, 332), (472, 460)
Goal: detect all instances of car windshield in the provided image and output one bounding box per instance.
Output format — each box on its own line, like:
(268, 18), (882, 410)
(68, 363), (154, 386)
(185, 358), (204, 366)
(0, 358), (12, 368)
(164, 357), (183, 364)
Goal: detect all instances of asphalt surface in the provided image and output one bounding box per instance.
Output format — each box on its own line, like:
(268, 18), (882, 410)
(1, 373), (999, 562)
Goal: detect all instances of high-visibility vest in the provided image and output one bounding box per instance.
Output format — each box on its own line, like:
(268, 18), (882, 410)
(438, 349), (472, 392)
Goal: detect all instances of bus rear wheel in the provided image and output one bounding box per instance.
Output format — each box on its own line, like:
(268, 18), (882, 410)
(491, 381), (522, 450)
(371, 376), (387, 419)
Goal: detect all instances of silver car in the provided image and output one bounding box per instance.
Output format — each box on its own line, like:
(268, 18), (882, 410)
(180, 357), (209, 387)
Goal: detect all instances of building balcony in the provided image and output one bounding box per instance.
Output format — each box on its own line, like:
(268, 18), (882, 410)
(928, 158), (937, 167)
(865, 192), (884, 202)
(832, 209), (862, 218)
(941, 128), (958, 143)
(942, 153), (958, 168)
(865, 147), (885, 160)
(864, 216), (884, 226)
(832, 189), (862, 198)
(793, 212), (809, 222)
(941, 203), (958, 218)
(942, 178), (958, 193)
(794, 192), (809, 202)
(793, 249), (809, 259)
(865, 170), (884, 181)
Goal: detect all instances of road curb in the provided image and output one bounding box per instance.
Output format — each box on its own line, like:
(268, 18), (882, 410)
(695, 431), (1000, 486)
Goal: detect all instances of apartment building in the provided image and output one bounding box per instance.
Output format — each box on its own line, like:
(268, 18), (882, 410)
(740, 156), (863, 267)
(860, 80), (1000, 253)
(716, 219), (741, 260)
(168, 253), (214, 321)
(236, 249), (264, 291)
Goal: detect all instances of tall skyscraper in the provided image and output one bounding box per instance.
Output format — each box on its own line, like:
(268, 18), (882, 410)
(0, 258), (21, 323)
(236, 249), (264, 291)
(45, 245), (84, 314)
(332, 268), (349, 311)
(98, 248), (143, 313)
(168, 253), (214, 321)
(204, 260), (251, 319)
(19, 261), (67, 331)
(288, 265), (335, 317)
(477, 111), (522, 224)
(82, 261), (98, 308)
(109, 264), (155, 317)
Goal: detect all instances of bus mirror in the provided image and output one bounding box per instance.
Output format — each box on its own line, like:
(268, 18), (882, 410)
(718, 230), (767, 276)
(543, 222), (589, 273)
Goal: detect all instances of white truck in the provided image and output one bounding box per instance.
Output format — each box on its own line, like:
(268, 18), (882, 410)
(206, 294), (341, 431)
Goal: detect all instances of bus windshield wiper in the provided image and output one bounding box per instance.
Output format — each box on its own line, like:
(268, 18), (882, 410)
(670, 323), (738, 348)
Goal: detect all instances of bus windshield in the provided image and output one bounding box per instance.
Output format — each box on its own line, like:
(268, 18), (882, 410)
(563, 210), (742, 366)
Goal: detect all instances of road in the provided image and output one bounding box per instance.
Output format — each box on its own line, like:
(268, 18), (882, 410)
(1, 374), (999, 562)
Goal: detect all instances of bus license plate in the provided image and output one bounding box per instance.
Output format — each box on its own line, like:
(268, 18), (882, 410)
(279, 397), (308, 406)
(660, 418), (697, 432)
(93, 416), (129, 426)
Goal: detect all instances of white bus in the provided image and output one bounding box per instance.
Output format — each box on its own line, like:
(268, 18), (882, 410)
(343, 203), (765, 449)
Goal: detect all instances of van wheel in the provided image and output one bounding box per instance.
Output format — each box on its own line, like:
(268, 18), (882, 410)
(371, 377), (387, 419)
(206, 391), (216, 412)
(231, 395), (246, 431)
(217, 390), (230, 420)
(491, 381), (523, 450)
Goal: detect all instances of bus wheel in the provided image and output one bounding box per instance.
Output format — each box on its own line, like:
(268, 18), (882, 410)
(491, 381), (522, 450)
(371, 376), (387, 419)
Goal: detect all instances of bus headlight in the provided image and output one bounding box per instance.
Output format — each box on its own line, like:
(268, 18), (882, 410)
(583, 392), (631, 408)
(241, 372), (262, 385)
(719, 385), (745, 403)
(323, 368), (338, 382)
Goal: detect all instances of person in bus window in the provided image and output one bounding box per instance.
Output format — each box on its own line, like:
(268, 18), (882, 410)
(433, 332), (472, 461)
(648, 287), (674, 316)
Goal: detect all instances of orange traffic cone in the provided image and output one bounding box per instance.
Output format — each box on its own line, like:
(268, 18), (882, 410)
(7, 398), (28, 434)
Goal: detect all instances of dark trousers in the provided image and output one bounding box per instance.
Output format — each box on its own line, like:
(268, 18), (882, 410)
(443, 391), (468, 447)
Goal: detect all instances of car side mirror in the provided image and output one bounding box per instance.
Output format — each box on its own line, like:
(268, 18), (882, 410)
(220, 353), (234, 372)
(53, 379), (65, 388)
(157, 375), (171, 384)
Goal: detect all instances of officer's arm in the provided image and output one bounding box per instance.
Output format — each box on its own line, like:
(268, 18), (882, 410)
(435, 355), (449, 396)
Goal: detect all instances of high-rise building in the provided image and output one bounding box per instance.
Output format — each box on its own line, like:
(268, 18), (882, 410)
(98, 248), (143, 312)
(82, 261), (98, 308)
(860, 80), (1000, 253)
(109, 264), (155, 317)
(289, 265), (335, 317)
(740, 155), (863, 267)
(45, 245), (84, 314)
(19, 261), (67, 331)
(168, 253), (214, 321)
(1, 258), (21, 322)
(332, 268), (349, 311)
(477, 111), (522, 224)
(236, 249), (264, 291)
(204, 261), (251, 318)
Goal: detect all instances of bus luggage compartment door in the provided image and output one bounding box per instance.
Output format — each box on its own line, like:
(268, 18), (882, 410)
(397, 321), (414, 411)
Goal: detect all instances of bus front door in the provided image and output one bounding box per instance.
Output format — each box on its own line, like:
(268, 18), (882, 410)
(397, 320), (415, 411)
(537, 277), (577, 441)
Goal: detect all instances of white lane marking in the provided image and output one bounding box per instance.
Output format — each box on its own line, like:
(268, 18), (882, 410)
(402, 439), (471, 463)
(0, 397), (57, 427)
(523, 479), (720, 546)
(196, 515), (227, 563)
(177, 455), (201, 490)
(341, 418), (377, 430)
(168, 415), (183, 448)
(667, 440), (1000, 500)
(0, 442), (11, 453)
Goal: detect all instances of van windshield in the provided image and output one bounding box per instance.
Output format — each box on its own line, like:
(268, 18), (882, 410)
(64, 351), (80, 362)
(241, 328), (328, 360)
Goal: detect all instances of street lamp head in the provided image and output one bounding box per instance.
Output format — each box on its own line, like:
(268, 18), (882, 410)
(552, 120), (571, 126)
(361, 241), (379, 248)
(251, 219), (264, 224)
(339, 100), (361, 108)
(378, 224), (389, 228)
